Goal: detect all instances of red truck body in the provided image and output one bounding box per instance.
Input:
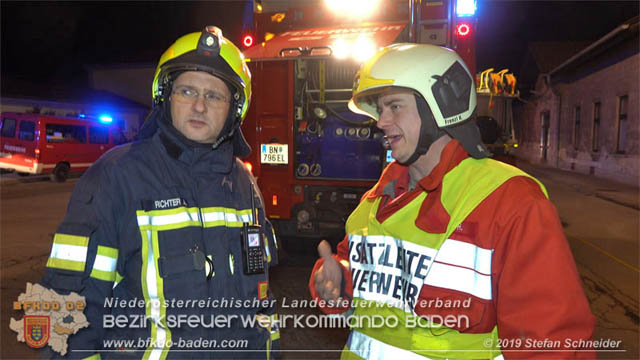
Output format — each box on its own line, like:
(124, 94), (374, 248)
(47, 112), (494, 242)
(241, 0), (479, 241)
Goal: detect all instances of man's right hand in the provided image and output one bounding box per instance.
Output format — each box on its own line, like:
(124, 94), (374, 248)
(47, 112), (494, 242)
(314, 240), (343, 303)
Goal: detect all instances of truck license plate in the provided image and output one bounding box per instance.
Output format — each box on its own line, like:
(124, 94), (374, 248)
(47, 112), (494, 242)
(261, 144), (288, 164)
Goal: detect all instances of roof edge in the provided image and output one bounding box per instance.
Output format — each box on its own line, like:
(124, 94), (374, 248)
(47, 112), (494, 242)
(549, 16), (638, 76)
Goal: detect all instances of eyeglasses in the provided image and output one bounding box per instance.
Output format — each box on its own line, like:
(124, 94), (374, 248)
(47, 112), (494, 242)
(171, 85), (230, 108)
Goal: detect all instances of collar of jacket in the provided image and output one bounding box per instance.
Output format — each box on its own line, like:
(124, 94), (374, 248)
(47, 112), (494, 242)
(367, 139), (469, 234)
(155, 114), (234, 174)
(369, 139), (469, 198)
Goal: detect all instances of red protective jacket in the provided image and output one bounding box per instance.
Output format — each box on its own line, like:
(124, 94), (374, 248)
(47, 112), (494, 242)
(309, 140), (596, 358)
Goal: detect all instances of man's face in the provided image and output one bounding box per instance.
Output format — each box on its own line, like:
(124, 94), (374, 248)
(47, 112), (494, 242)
(376, 90), (421, 163)
(170, 71), (232, 144)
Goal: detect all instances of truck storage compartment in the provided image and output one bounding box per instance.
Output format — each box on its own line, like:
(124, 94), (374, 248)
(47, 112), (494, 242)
(293, 58), (384, 181)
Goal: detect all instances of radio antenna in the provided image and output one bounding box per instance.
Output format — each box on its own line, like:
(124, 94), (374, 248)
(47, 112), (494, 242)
(250, 181), (259, 226)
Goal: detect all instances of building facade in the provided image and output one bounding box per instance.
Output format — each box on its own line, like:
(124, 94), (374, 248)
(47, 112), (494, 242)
(515, 17), (639, 185)
(87, 63), (156, 108)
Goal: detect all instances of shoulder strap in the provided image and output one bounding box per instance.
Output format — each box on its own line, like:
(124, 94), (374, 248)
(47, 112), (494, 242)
(235, 158), (265, 221)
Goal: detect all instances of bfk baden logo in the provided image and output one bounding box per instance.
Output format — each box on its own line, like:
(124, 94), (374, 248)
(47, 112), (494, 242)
(24, 315), (50, 348)
(10, 283), (88, 355)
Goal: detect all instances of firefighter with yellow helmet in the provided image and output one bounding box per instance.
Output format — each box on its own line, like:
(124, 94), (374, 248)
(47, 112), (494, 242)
(40, 27), (280, 358)
(310, 43), (595, 358)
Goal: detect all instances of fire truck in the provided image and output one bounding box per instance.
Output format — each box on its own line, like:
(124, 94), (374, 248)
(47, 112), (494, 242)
(0, 112), (126, 182)
(240, 0), (486, 242)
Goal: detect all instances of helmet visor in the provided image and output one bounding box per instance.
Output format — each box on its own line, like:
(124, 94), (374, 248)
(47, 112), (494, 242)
(348, 86), (420, 121)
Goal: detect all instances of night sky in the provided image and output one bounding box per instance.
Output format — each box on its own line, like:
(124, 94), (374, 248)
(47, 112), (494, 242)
(1, 1), (251, 87)
(1, 0), (638, 89)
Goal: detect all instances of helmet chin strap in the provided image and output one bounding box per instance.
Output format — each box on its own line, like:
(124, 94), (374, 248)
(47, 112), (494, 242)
(211, 96), (242, 150)
(398, 94), (446, 166)
(211, 118), (240, 150)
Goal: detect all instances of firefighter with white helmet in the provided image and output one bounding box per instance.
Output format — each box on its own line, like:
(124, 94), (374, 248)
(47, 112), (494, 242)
(40, 27), (280, 358)
(310, 43), (595, 359)
(349, 43), (489, 164)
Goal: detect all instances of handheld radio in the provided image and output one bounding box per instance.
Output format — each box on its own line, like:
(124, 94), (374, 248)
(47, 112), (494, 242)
(241, 184), (265, 275)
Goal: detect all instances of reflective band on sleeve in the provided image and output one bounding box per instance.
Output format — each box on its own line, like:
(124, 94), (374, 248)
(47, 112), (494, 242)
(91, 269), (116, 282)
(46, 258), (85, 272)
(424, 261), (492, 300)
(90, 246), (118, 282)
(46, 234), (90, 272)
(435, 239), (492, 275)
(93, 254), (117, 272)
(347, 330), (425, 360)
(52, 233), (90, 247)
(49, 244), (88, 263)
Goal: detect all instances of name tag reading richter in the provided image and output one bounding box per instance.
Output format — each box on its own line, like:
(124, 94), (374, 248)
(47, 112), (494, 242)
(260, 144), (288, 164)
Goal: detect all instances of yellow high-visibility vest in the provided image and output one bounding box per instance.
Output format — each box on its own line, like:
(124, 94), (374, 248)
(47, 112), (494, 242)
(343, 157), (546, 359)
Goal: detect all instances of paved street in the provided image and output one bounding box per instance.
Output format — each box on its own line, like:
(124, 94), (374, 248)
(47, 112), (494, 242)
(518, 162), (639, 360)
(1, 162), (638, 359)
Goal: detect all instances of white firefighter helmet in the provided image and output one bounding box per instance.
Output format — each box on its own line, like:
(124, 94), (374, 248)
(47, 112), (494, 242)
(349, 43), (489, 159)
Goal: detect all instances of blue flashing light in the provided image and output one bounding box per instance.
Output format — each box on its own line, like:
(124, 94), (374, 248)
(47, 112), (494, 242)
(456, 0), (476, 17)
(78, 113), (86, 118)
(99, 115), (113, 124)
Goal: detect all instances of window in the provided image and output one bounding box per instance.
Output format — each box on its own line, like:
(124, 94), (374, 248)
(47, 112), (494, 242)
(18, 121), (35, 141)
(46, 123), (86, 143)
(592, 102), (600, 152)
(1, 118), (16, 138)
(616, 95), (628, 153)
(89, 126), (109, 144)
(541, 111), (551, 161)
(573, 106), (581, 150)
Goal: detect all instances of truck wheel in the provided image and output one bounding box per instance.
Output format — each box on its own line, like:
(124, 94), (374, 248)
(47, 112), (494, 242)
(50, 163), (70, 182)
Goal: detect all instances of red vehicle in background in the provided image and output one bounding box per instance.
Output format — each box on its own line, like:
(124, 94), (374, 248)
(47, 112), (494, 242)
(240, 0), (482, 243)
(0, 112), (126, 182)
